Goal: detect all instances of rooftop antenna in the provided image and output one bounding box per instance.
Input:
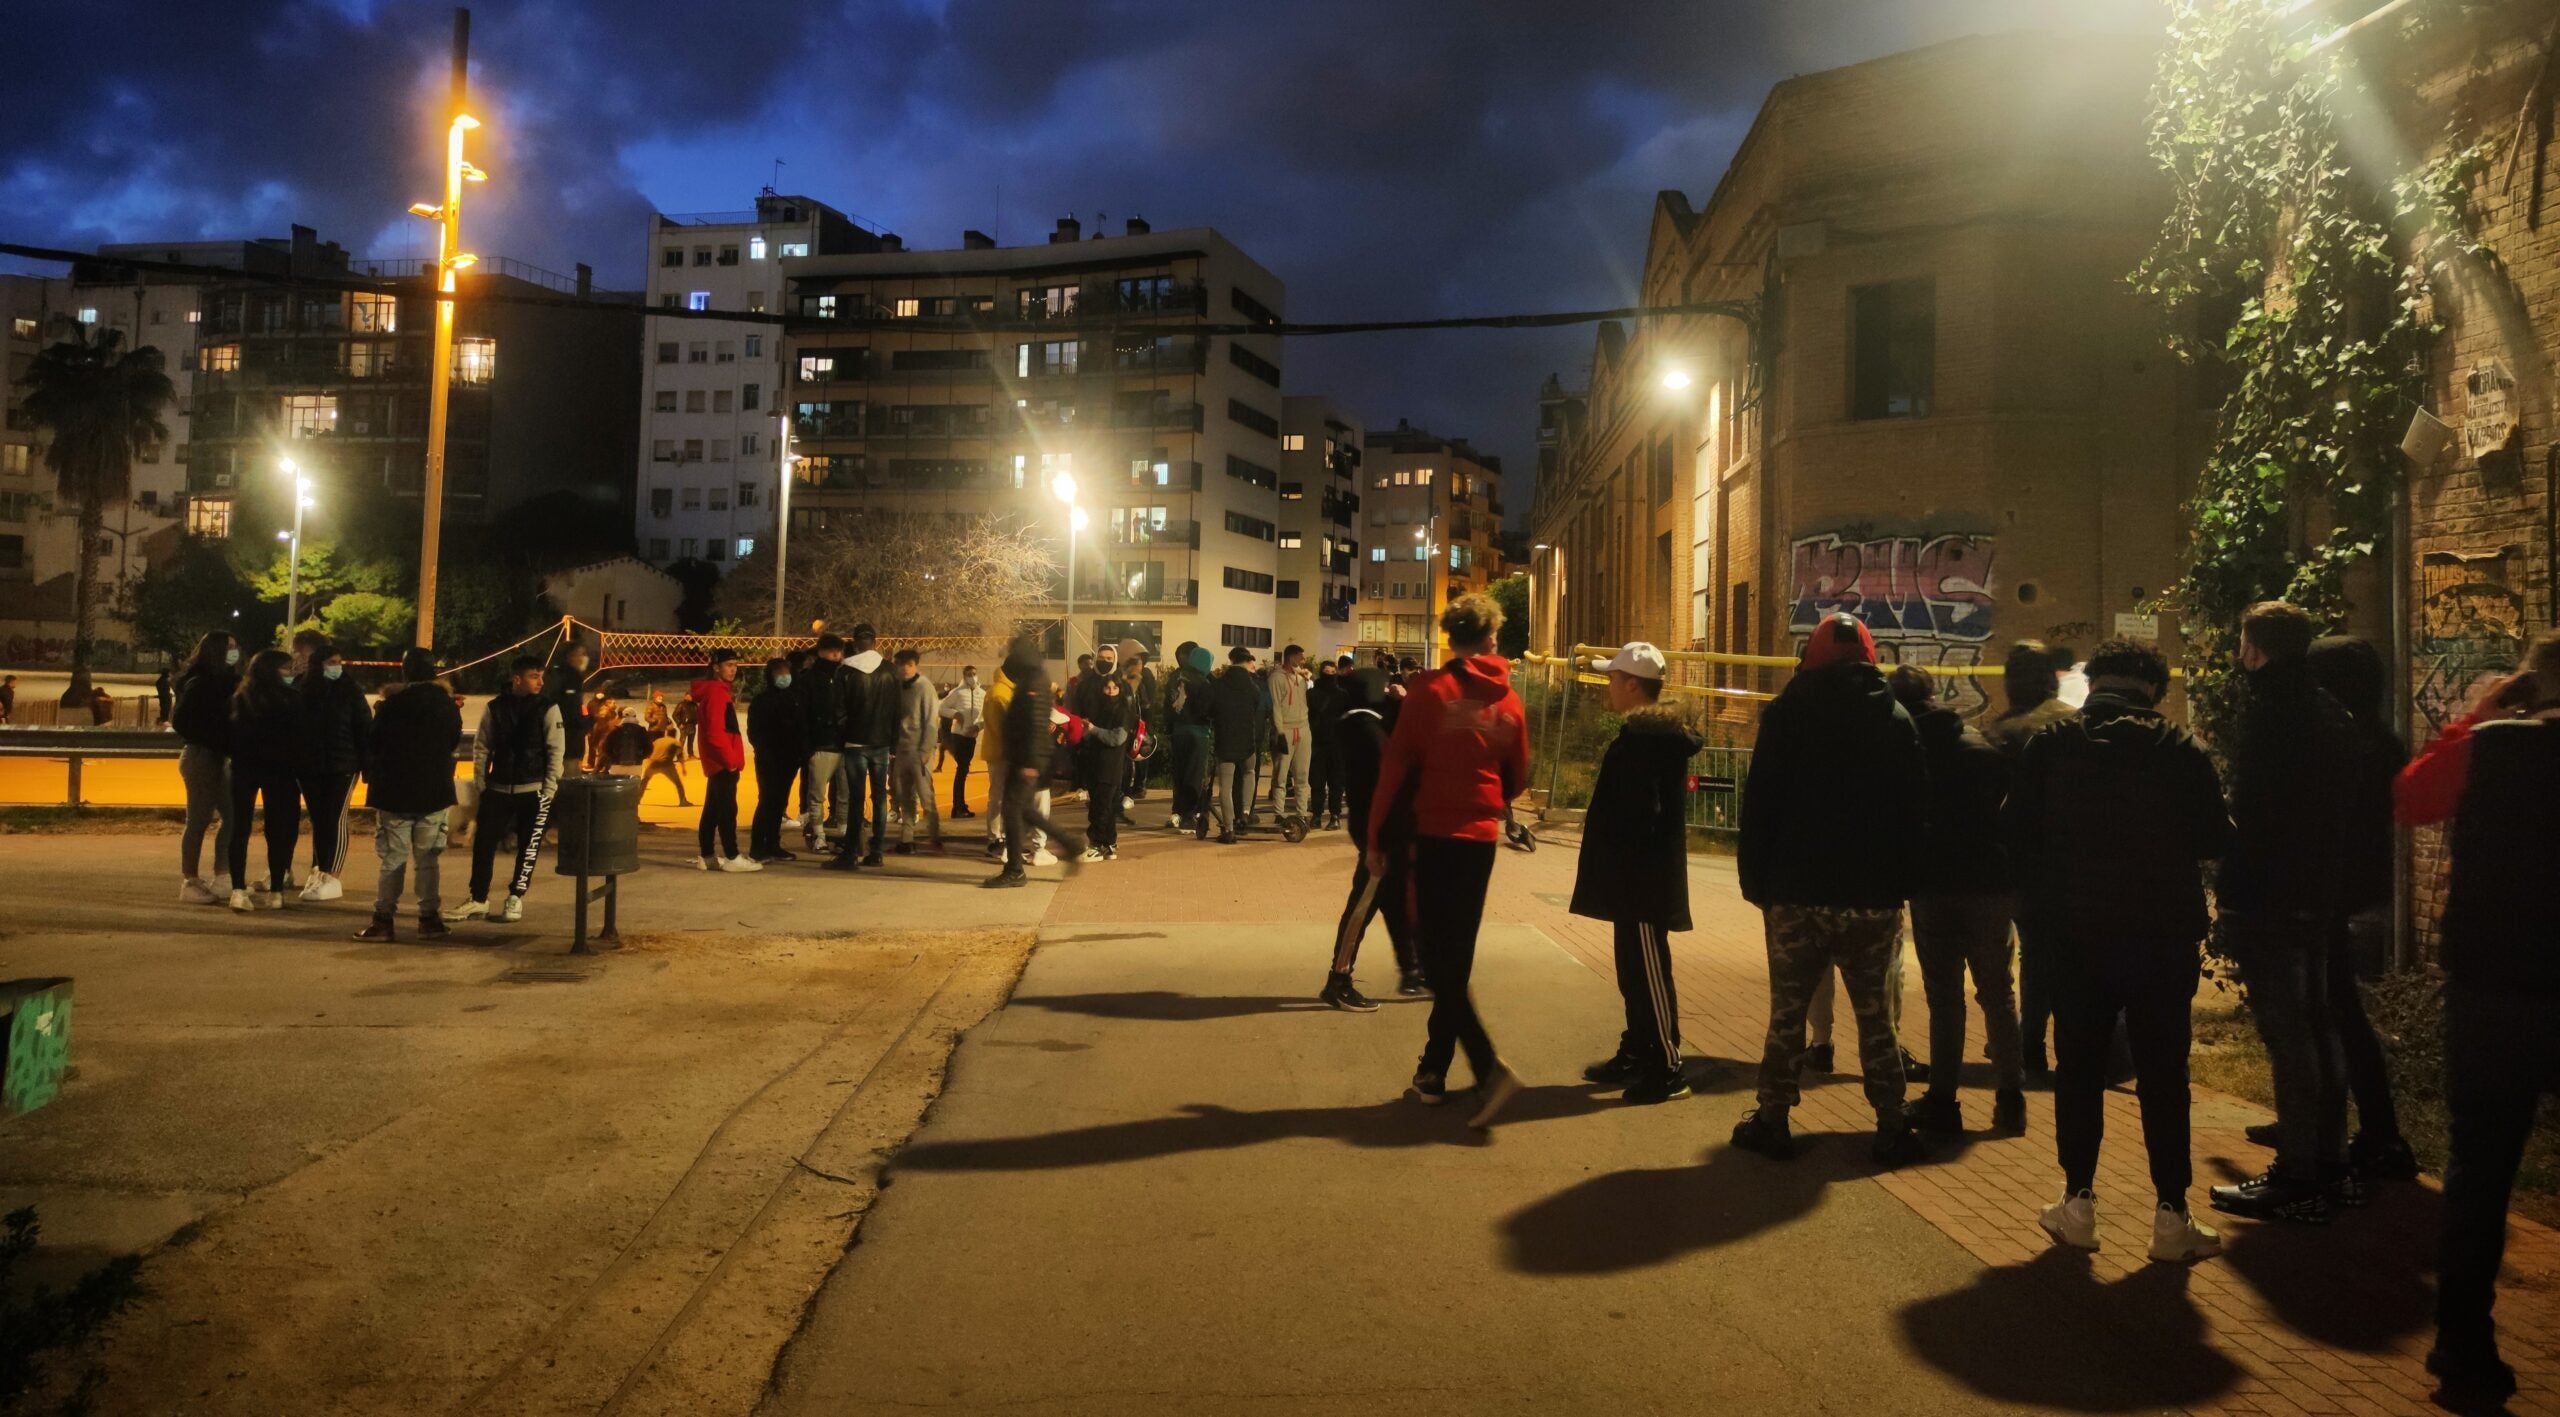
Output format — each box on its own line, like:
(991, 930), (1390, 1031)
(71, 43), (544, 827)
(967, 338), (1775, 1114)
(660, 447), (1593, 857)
(771, 156), (785, 193)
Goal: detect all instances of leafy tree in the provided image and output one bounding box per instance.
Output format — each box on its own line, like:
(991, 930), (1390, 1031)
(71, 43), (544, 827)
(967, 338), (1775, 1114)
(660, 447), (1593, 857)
(318, 592), (417, 653)
(15, 322), (176, 702)
(717, 511), (1058, 638)
(119, 534), (256, 657)
(1490, 572), (1530, 660)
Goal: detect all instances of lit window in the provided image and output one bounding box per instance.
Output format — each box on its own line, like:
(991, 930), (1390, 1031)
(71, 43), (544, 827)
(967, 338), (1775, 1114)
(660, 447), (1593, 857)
(894, 298), (921, 318)
(749, 236), (768, 260)
(779, 242), (809, 257)
(1282, 434), (1305, 451)
(1417, 468), (1434, 484)
(799, 353), (835, 382)
(10, 318), (33, 337)
(804, 295), (838, 319)
(689, 291), (711, 311)
(201, 344), (241, 372)
(1279, 532), (1303, 549)
(77, 307), (98, 324)
(737, 536), (756, 557)
(1370, 547), (1386, 563)
(281, 394), (337, 438)
(1394, 471), (1410, 485)
(185, 309), (200, 324)
(454, 337), (496, 383)
(1414, 545), (1429, 561)
(350, 292), (398, 333)
(1012, 453), (1028, 489)
(186, 496), (233, 538)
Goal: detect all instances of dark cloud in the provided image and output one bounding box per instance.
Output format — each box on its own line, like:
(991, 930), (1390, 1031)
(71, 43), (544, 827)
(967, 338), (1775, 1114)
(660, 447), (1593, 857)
(1, 0), (2162, 501)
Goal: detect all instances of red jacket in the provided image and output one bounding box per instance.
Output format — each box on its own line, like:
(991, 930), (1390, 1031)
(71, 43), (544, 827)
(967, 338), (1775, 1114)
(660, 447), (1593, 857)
(1368, 654), (1530, 845)
(689, 677), (746, 774)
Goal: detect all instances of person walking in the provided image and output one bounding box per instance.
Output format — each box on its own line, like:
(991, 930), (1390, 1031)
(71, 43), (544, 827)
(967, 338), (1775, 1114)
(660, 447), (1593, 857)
(1571, 642), (1701, 1104)
(354, 647), (465, 942)
(1165, 643), (1216, 833)
(2005, 639), (2231, 1262)
(293, 639), (372, 903)
(550, 641), (593, 778)
(458, 656), (564, 923)
(1890, 664), (2027, 1137)
(984, 637), (1084, 887)
(1077, 667), (1137, 861)
(637, 720), (693, 806)
(2398, 629), (2560, 1410)
(172, 631), (238, 905)
(1367, 594), (1531, 1128)
(1265, 644), (1313, 821)
(2209, 601), (2361, 1225)
(939, 665), (986, 819)
(749, 656), (805, 862)
(1207, 647), (1266, 844)
(796, 633), (854, 852)
(1730, 613), (1929, 1167)
(225, 648), (303, 912)
(690, 649), (759, 872)
(889, 649), (944, 854)
(1978, 639), (2080, 1077)
(1320, 667), (1421, 1010)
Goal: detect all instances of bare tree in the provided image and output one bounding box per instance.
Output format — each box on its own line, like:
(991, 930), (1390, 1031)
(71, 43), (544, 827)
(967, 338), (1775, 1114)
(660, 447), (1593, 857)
(718, 510), (1059, 637)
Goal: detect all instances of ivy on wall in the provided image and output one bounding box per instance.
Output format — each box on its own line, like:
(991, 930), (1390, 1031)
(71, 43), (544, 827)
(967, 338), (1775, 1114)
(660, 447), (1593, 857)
(2132, 0), (2489, 739)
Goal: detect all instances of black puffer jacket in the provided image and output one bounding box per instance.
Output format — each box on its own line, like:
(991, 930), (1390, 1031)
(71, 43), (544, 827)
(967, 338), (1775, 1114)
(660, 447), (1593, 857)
(2306, 637), (2408, 915)
(998, 644), (1055, 774)
(1739, 663), (1924, 909)
(2003, 689), (2232, 964)
(293, 672), (374, 778)
(748, 681), (805, 767)
(1911, 704), (2010, 895)
(795, 657), (851, 752)
(1571, 705), (1702, 929)
(171, 667), (234, 755)
(1208, 665), (1266, 763)
(367, 680), (463, 814)
(844, 651), (901, 749)
(2441, 714), (2560, 995)
(2219, 658), (2359, 920)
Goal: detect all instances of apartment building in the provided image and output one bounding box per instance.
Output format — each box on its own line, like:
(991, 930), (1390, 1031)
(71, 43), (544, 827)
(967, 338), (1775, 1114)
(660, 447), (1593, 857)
(1355, 420), (1504, 657)
(778, 216), (1289, 661)
(1528, 34), (2187, 719)
(1276, 397), (1362, 659)
(636, 193), (876, 567)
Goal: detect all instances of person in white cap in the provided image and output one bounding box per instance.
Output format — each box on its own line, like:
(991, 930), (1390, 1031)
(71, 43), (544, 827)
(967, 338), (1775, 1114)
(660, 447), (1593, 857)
(1569, 642), (1704, 1103)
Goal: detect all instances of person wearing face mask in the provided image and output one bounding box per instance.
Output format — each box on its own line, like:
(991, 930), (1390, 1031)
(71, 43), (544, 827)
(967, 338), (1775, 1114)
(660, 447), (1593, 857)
(748, 656), (805, 862)
(292, 637), (373, 903)
(172, 631), (240, 904)
(938, 665), (986, 819)
(226, 648), (304, 911)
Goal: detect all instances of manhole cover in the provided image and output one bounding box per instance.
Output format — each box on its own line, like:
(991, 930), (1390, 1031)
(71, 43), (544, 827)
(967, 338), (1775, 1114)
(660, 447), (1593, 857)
(497, 965), (596, 985)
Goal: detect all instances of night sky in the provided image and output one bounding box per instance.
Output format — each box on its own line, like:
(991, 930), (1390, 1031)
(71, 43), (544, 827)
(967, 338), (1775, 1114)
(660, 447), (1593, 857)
(4, 0), (2162, 502)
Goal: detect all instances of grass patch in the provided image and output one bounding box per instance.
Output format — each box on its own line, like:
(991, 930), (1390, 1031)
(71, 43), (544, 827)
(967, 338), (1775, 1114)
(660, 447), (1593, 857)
(2191, 967), (2560, 1228)
(0, 808), (184, 836)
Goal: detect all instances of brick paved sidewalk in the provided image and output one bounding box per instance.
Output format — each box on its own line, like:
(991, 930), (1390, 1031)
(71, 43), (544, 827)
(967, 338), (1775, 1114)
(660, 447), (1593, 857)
(1048, 817), (2558, 1416)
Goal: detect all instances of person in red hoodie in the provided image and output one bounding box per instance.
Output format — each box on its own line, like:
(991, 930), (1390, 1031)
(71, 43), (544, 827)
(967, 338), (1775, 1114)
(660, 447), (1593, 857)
(1366, 593), (1532, 1128)
(690, 650), (762, 873)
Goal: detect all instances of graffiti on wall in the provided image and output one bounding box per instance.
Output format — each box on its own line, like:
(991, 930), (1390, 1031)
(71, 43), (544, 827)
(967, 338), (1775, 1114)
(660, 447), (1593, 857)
(2415, 552), (2525, 732)
(1789, 530), (1997, 713)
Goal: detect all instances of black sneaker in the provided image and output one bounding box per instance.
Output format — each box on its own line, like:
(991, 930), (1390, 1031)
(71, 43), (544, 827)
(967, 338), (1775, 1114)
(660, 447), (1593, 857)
(981, 868), (1029, 889)
(2350, 1130), (2420, 1182)
(1582, 1053), (1640, 1085)
(1991, 1088), (2027, 1135)
(1623, 1072), (1692, 1105)
(1908, 1092), (1964, 1135)
(754, 848), (800, 863)
(821, 853), (860, 872)
(1900, 1047), (1930, 1084)
(1731, 1108), (1796, 1159)
(1410, 1070), (1450, 1105)
(1397, 969), (1429, 997)
(2208, 1167), (2334, 1224)
(1320, 976), (1380, 1013)
(1217, 831), (1238, 845)
(894, 841), (915, 855)
(1872, 1122), (1929, 1169)
(2426, 1344), (2518, 1410)
(1798, 1042), (1835, 1075)
(353, 917), (396, 943)
(861, 850), (885, 868)
(2324, 1165), (2370, 1209)
(417, 914), (451, 942)
(1194, 815), (1211, 841)
(2244, 1121), (2280, 1149)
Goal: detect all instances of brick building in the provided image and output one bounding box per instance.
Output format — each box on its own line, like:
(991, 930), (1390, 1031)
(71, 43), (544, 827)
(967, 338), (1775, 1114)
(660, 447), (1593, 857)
(1528, 33), (2189, 715)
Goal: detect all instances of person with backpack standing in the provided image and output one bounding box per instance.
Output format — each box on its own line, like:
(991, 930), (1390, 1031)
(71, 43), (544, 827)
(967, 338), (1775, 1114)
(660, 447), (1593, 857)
(458, 656), (564, 924)
(225, 648), (304, 912)
(293, 639), (372, 903)
(1571, 642), (1701, 1105)
(749, 656), (805, 862)
(172, 631), (239, 905)
(354, 648), (465, 942)
(690, 649), (759, 872)
(1367, 595), (1532, 1127)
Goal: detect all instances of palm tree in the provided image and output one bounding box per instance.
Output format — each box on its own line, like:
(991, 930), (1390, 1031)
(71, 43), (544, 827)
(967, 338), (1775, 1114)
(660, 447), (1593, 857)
(17, 322), (175, 704)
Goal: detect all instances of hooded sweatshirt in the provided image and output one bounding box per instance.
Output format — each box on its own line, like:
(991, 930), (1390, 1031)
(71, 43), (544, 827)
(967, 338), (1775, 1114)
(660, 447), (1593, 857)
(1366, 653), (1530, 844)
(1335, 669), (1399, 852)
(1208, 663), (1268, 762)
(1570, 703), (1703, 928)
(2306, 636), (2408, 914)
(1267, 662), (1310, 733)
(844, 647), (900, 749)
(1909, 702), (2011, 895)
(688, 675), (746, 774)
(366, 679), (464, 815)
(997, 643), (1055, 775)
(1738, 626), (1924, 909)
(895, 671), (938, 756)
(2219, 656), (2358, 920)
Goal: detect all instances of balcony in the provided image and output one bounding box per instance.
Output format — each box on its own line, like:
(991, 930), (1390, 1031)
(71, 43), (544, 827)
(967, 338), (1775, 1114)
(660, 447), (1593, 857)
(867, 406), (999, 440)
(1320, 493), (1358, 526)
(1103, 281), (1207, 317)
(1107, 401), (1203, 433)
(1112, 518), (1199, 549)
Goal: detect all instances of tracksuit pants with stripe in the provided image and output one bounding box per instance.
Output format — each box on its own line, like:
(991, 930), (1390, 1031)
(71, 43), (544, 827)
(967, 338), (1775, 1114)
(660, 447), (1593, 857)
(1329, 852), (1417, 979)
(1614, 919), (1683, 1077)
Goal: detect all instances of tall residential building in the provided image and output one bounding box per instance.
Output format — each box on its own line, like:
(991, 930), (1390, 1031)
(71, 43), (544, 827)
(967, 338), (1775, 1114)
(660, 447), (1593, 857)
(636, 194), (877, 568)
(778, 216), (1288, 662)
(1276, 397), (1362, 659)
(1355, 420), (1503, 658)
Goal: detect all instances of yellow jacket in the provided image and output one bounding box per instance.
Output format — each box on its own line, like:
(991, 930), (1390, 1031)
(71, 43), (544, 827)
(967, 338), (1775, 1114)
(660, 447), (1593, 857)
(981, 671), (1015, 777)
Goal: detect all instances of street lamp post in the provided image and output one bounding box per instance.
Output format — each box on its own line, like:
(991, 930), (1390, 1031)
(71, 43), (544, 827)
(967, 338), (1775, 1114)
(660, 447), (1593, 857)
(1416, 512), (1438, 659)
(1053, 471), (1085, 660)
(774, 427), (796, 637)
(407, 8), (482, 650)
(279, 458), (312, 631)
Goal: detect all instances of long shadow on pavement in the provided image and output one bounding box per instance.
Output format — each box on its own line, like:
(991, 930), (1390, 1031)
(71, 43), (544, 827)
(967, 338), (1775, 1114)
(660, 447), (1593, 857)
(2217, 1180), (2439, 1353)
(1898, 1249), (2244, 1411)
(1499, 1144), (1832, 1275)
(890, 1084), (1634, 1171)
(1007, 991), (1353, 1021)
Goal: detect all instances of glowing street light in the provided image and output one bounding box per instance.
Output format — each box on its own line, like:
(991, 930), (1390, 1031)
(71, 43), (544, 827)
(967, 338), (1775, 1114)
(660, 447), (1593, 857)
(1660, 367), (1693, 391)
(405, 10), (481, 650)
(279, 457), (313, 630)
(1054, 472), (1084, 658)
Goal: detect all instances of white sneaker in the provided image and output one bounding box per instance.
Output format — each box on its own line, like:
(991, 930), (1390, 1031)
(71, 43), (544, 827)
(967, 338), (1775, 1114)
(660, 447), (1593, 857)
(453, 899), (489, 920)
(258, 890), (287, 910)
(1080, 847), (1106, 862)
(2039, 1190), (2099, 1250)
(498, 895), (524, 923)
(1468, 1062), (1525, 1129)
(692, 856), (714, 871)
(2149, 1203), (2222, 1264)
(1030, 848), (1058, 867)
(181, 877), (220, 905)
(301, 871), (343, 902)
(228, 888), (254, 913)
(717, 855), (763, 872)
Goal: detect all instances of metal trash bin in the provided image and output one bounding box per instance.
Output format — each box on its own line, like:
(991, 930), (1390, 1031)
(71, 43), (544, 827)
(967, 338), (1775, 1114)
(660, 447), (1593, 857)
(552, 775), (643, 877)
(550, 776), (640, 953)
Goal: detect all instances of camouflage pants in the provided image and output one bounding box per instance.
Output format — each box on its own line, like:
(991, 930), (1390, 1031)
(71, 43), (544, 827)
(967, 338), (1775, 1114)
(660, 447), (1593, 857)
(1757, 903), (1909, 1122)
